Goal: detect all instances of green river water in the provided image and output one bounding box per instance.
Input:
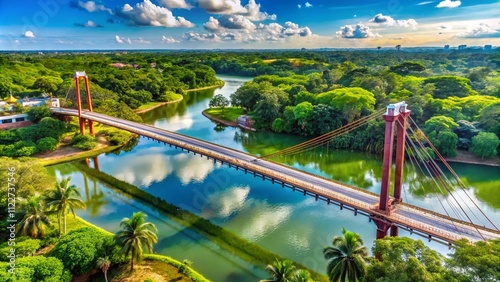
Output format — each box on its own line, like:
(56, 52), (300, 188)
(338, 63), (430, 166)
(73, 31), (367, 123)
(46, 75), (500, 281)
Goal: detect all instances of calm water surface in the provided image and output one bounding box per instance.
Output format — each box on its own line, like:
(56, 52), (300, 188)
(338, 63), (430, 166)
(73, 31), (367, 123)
(47, 75), (500, 281)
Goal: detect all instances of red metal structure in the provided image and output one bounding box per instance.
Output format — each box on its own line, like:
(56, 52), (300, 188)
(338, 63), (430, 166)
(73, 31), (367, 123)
(376, 102), (411, 239)
(74, 71), (94, 136)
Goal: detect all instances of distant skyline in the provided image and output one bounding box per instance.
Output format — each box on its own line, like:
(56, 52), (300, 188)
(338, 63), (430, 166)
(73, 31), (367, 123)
(0, 0), (499, 50)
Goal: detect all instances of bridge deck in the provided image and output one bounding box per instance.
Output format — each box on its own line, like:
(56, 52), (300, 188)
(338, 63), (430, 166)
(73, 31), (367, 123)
(52, 108), (500, 244)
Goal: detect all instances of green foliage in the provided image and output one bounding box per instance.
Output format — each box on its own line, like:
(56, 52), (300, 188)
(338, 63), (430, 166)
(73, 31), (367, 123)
(158, 91), (182, 102)
(18, 195), (53, 238)
(365, 237), (446, 282)
(11, 256), (66, 282)
(71, 134), (97, 150)
(51, 227), (120, 275)
(95, 99), (142, 123)
(99, 128), (135, 146)
(26, 106), (52, 123)
(389, 61), (426, 75)
(323, 228), (368, 282)
(271, 117), (284, 133)
(209, 94), (229, 110)
(469, 132), (500, 158)
(428, 130), (458, 157)
(32, 76), (63, 95)
(0, 238), (41, 261)
(315, 87), (375, 122)
(37, 137), (58, 152)
(478, 102), (500, 134)
(114, 211), (158, 270)
(425, 115), (458, 133)
(446, 239), (500, 282)
(424, 76), (477, 99)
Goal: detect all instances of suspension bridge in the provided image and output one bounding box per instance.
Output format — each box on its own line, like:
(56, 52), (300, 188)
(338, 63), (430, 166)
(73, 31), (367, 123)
(52, 71), (500, 246)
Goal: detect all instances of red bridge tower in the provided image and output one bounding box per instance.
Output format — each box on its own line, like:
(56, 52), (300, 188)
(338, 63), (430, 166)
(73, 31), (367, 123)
(375, 102), (410, 239)
(74, 71), (94, 136)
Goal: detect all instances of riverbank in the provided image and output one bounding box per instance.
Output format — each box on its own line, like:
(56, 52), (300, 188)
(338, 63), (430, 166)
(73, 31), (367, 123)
(186, 82), (224, 92)
(59, 215), (209, 282)
(36, 134), (121, 166)
(202, 107), (256, 131)
(74, 162), (328, 282)
(135, 96), (184, 114)
(443, 150), (500, 167)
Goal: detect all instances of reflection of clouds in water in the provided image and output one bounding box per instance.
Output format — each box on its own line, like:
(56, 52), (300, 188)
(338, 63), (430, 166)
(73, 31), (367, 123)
(204, 186), (250, 218)
(112, 147), (173, 187)
(173, 154), (214, 185)
(229, 200), (292, 241)
(154, 114), (194, 132)
(90, 204), (116, 217)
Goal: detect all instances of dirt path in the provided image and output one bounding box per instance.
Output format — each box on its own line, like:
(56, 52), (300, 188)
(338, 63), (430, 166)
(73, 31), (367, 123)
(34, 134), (110, 163)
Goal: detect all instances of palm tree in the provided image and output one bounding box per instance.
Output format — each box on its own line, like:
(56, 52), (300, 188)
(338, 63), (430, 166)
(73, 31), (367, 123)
(18, 195), (52, 238)
(115, 211), (158, 271)
(96, 256), (111, 282)
(45, 177), (86, 236)
(292, 269), (313, 282)
(323, 228), (368, 282)
(261, 259), (296, 282)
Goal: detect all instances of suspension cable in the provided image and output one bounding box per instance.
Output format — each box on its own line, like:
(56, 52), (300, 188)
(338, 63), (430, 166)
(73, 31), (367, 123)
(260, 108), (385, 159)
(408, 116), (498, 231)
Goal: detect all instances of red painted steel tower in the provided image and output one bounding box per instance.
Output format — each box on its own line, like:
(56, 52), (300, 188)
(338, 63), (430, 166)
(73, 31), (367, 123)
(74, 71), (94, 136)
(375, 102), (410, 239)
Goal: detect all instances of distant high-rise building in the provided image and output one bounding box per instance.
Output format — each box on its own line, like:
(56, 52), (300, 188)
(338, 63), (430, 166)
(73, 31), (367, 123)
(444, 45), (450, 51)
(484, 45), (492, 51)
(458, 45), (467, 50)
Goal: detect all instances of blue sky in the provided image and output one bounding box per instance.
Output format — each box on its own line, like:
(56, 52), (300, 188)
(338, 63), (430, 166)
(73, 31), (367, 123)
(0, 0), (499, 50)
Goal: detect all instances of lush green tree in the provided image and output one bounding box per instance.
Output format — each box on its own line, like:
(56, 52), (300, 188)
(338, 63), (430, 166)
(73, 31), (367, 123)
(71, 134), (97, 150)
(424, 76), (477, 99)
(44, 177), (85, 236)
(428, 130), (459, 157)
(323, 228), (368, 282)
(293, 101), (314, 129)
(209, 94), (230, 116)
(96, 256), (111, 282)
(425, 115), (458, 133)
(37, 137), (58, 152)
(0, 237), (40, 261)
(262, 259), (296, 282)
(470, 132), (500, 158)
(52, 227), (120, 275)
(26, 105), (52, 123)
(253, 90), (283, 129)
(478, 102), (500, 134)
(316, 87), (375, 123)
(37, 117), (67, 141)
(114, 211), (158, 270)
(32, 76), (62, 95)
(389, 61), (426, 75)
(365, 237), (446, 282)
(18, 195), (52, 238)
(446, 239), (500, 282)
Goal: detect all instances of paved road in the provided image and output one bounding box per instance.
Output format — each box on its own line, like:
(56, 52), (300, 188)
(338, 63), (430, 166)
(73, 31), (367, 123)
(53, 108), (500, 244)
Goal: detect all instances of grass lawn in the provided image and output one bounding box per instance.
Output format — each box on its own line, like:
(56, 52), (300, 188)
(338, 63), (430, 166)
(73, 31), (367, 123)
(136, 101), (164, 111)
(205, 107), (244, 123)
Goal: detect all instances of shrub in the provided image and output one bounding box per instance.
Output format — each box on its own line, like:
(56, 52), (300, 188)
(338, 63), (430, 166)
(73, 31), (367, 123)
(71, 134), (97, 150)
(26, 106), (52, 123)
(15, 256), (65, 282)
(98, 129), (134, 146)
(37, 137), (58, 152)
(0, 238), (41, 261)
(51, 227), (121, 275)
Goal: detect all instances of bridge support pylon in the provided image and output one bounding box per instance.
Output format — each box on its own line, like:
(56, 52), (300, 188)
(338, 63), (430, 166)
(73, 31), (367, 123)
(74, 71), (94, 136)
(376, 102), (410, 239)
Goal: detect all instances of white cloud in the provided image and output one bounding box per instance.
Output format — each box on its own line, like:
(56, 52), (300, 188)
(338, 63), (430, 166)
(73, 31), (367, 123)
(126, 37), (132, 44)
(78, 0), (113, 14)
(436, 0), (461, 8)
(136, 38), (151, 44)
(297, 4), (301, 8)
(457, 23), (500, 38)
(117, 0), (194, 27)
(162, 35), (180, 43)
(115, 35), (123, 43)
(369, 14), (418, 28)
(198, 0), (246, 14)
(218, 15), (256, 30)
(184, 31), (221, 41)
(159, 0), (192, 9)
(23, 31), (35, 38)
(204, 16), (223, 32)
(336, 24), (378, 38)
(242, 0), (276, 21)
(305, 2), (312, 8)
(417, 1), (434, 5)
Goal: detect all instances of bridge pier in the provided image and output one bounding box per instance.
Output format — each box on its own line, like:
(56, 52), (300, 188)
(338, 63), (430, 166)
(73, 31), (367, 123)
(74, 71), (94, 136)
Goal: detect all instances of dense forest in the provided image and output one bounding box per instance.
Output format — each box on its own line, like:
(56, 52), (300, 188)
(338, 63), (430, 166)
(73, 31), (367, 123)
(1, 50), (500, 158)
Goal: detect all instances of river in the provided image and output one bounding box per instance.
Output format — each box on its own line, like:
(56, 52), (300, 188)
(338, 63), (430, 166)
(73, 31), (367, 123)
(46, 74), (500, 281)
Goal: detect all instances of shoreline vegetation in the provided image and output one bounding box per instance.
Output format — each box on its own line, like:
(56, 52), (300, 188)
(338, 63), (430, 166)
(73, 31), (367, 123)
(203, 107), (257, 131)
(135, 96), (183, 114)
(59, 214), (210, 282)
(74, 161), (329, 282)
